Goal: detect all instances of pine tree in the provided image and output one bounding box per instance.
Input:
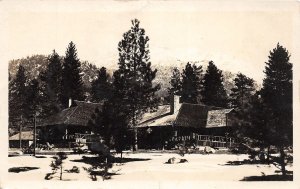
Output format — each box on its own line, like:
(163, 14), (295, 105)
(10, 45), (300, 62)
(229, 73), (256, 146)
(88, 99), (132, 156)
(113, 19), (160, 150)
(261, 43), (292, 176)
(9, 73), (18, 130)
(11, 65), (28, 125)
(26, 78), (42, 118)
(40, 50), (63, 116)
(181, 63), (202, 103)
(61, 42), (84, 108)
(201, 61), (228, 107)
(230, 73), (255, 109)
(91, 67), (112, 102)
(168, 67), (181, 96)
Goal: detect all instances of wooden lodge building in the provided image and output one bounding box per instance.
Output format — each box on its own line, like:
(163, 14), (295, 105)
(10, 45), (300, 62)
(136, 95), (237, 149)
(37, 100), (103, 148)
(9, 131), (34, 148)
(37, 96), (237, 149)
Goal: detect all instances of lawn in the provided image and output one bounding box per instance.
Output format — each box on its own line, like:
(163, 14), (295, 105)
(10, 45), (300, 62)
(6, 152), (293, 182)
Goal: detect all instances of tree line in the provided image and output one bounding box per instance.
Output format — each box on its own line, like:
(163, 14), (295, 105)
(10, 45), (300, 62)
(9, 19), (292, 176)
(168, 43), (292, 176)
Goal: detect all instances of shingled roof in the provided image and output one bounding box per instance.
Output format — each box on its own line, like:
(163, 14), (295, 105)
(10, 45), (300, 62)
(174, 103), (221, 128)
(138, 102), (234, 129)
(137, 105), (179, 127)
(206, 109), (234, 128)
(37, 100), (103, 127)
(9, 131), (33, 140)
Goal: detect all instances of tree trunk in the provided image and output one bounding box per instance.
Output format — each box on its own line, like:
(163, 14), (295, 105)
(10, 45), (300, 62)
(266, 146), (270, 165)
(279, 147), (286, 176)
(60, 165), (63, 180)
(134, 127), (138, 151)
(133, 112), (138, 151)
(121, 151), (123, 163)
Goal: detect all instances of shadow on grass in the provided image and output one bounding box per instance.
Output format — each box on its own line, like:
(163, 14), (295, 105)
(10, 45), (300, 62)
(9, 167), (39, 173)
(92, 170), (120, 177)
(71, 156), (151, 165)
(113, 157), (151, 163)
(222, 159), (264, 166)
(241, 174), (293, 181)
(34, 155), (47, 158)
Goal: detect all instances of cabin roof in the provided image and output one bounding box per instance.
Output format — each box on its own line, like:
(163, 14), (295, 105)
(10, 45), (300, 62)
(206, 109), (234, 128)
(174, 103), (221, 128)
(138, 103), (234, 129)
(37, 100), (103, 127)
(9, 131), (33, 141)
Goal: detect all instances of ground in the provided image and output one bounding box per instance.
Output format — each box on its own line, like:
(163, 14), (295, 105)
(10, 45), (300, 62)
(6, 152), (293, 182)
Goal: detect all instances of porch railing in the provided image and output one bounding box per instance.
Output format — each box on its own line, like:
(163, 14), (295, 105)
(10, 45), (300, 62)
(170, 134), (236, 148)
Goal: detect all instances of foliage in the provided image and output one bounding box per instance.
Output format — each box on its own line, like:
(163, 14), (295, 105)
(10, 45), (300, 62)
(49, 152), (68, 180)
(230, 73), (255, 109)
(201, 61), (228, 107)
(88, 99), (133, 156)
(91, 67), (113, 102)
(113, 19), (160, 150)
(181, 63), (202, 103)
(9, 65), (30, 129)
(260, 43), (292, 175)
(61, 41), (84, 108)
(168, 67), (181, 96)
(229, 73), (256, 144)
(245, 93), (269, 148)
(40, 50), (63, 117)
(83, 156), (114, 181)
(26, 78), (43, 117)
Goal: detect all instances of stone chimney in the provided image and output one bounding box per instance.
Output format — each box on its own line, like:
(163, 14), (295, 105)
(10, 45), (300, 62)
(170, 94), (181, 114)
(68, 98), (72, 108)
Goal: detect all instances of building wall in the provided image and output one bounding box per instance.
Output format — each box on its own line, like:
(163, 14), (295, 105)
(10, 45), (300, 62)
(9, 140), (31, 148)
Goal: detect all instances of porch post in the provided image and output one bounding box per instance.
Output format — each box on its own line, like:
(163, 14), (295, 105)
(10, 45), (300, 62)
(19, 115), (22, 149)
(34, 115), (36, 156)
(134, 127), (138, 151)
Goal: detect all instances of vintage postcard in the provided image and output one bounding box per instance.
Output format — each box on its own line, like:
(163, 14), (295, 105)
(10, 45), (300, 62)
(0, 0), (299, 188)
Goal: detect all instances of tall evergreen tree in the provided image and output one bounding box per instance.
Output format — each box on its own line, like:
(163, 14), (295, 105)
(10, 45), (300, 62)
(113, 19), (160, 150)
(26, 78), (42, 117)
(229, 73), (255, 145)
(40, 50), (63, 116)
(230, 73), (255, 109)
(9, 73), (18, 130)
(9, 65), (35, 132)
(181, 63), (202, 103)
(61, 42), (84, 108)
(88, 99), (132, 157)
(261, 43), (292, 176)
(13, 65), (28, 120)
(201, 61), (228, 107)
(91, 67), (112, 102)
(168, 67), (181, 96)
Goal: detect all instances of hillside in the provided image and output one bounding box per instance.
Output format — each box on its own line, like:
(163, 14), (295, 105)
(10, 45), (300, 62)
(9, 55), (242, 99)
(8, 55), (99, 89)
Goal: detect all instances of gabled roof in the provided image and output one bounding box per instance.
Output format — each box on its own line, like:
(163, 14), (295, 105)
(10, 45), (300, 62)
(206, 109), (234, 128)
(138, 102), (234, 129)
(9, 131), (33, 141)
(174, 103), (220, 129)
(37, 100), (103, 127)
(137, 105), (176, 127)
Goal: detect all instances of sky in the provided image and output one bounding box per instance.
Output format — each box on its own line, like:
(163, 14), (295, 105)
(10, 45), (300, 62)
(1, 0), (300, 85)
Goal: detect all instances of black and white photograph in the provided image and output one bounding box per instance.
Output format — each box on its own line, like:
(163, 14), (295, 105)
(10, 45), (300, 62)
(0, 0), (299, 188)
